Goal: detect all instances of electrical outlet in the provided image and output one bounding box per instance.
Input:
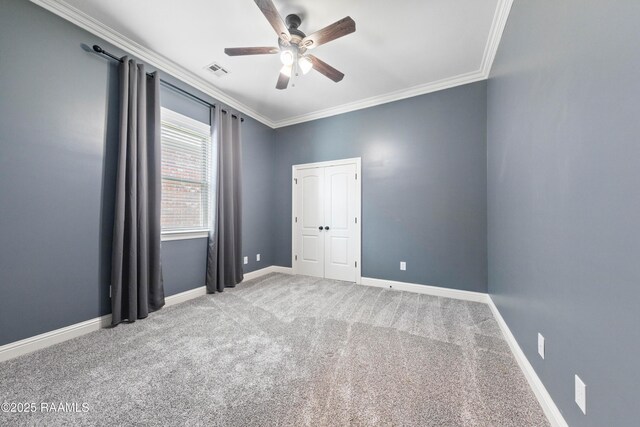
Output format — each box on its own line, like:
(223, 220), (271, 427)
(538, 333), (545, 359)
(243, 256), (248, 265)
(575, 375), (586, 414)
(400, 261), (406, 271)
(256, 254), (261, 262)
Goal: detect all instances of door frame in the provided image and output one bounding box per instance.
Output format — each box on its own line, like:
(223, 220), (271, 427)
(291, 157), (362, 284)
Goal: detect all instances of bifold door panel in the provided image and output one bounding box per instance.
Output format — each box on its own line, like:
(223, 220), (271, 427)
(295, 168), (325, 278)
(324, 165), (357, 282)
(294, 161), (358, 282)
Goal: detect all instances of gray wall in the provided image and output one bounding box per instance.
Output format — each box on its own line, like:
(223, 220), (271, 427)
(0, 0), (275, 346)
(487, 1), (640, 425)
(274, 82), (488, 292)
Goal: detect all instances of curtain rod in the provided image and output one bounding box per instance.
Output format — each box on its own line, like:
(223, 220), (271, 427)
(92, 45), (244, 122)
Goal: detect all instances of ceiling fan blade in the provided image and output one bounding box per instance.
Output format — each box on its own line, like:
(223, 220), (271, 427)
(276, 65), (292, 90)
(300, 16), (356, 49)
(308, 55), (344, 82)
(225, 47), (280, 56)
(254, 0), (291, 43)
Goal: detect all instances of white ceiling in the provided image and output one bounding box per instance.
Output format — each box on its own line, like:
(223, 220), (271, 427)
(36, 0), (512, 127)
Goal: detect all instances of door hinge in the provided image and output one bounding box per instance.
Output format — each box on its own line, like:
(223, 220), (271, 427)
(295, 216), (298, 223)
(295, 255), (298, 261)
(355, 217), (358, 224)
(355, 173), (358, 180)
(355, 261), (358, 268)
(109, 285), (112, 298)
(294, 178), (298, 184)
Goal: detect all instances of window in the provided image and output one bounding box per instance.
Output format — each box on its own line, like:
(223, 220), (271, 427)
(160, 107), (212, 237)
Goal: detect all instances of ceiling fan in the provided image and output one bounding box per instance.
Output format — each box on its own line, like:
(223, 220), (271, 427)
(224, 0), (356, 90)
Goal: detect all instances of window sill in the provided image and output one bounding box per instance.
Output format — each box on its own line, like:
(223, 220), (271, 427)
(161, 230), (209, 242)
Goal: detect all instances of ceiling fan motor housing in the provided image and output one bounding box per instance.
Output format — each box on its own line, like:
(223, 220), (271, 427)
(284, 14), (306, 46)
(285, 14), (302, 30)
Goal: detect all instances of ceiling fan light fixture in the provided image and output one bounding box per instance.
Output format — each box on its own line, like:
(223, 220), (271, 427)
(298, 56), (313, 75)
(280, 50), (294, 66)
(224, 0), (355, 89)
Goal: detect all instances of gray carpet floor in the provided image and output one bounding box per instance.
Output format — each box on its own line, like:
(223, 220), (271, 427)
(0, 273), (548, 426)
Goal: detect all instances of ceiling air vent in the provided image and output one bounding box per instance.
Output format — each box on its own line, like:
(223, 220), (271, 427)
(206, 62), (230, 78)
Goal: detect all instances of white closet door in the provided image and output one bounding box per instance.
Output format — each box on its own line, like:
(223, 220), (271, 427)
(323, 164), (357, 282)
(295, 167), (325, 278)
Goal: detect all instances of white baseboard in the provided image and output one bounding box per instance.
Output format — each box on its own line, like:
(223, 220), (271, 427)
(269, 265), (293, 275)
(360, 277), (489, 303)
(243, 265), (292, 281)
(0, 265), (286, 363)
(487, 297), (568, 427)
(164, 285), (207, 306)
(0, 314), (112, 363)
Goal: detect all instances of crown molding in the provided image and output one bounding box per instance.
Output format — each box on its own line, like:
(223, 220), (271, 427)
(273, 69), (487, 128)
(30, 0), (513, 129)
(29, 0), (277, 128)
(480, 0), (514, 77)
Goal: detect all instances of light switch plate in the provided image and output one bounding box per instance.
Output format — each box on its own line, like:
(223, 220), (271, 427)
(575, 375), (586, 414)
(256, 254), (261, 261)
(243, 256), (248, 265)
(400, 261), (406, 271)
(538, 333), (545, 359)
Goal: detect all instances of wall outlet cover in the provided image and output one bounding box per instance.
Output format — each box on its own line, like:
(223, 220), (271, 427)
(575, 375), (586, 414)
(400, 261), (406, 271)
(243, 256), (248, 265)
(538, 333), (545, 359)
(256, 254), (261, 261)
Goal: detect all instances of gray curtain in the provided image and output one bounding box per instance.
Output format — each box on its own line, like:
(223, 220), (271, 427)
(111, 57), (164, 326)
(206, 108), (243, 292)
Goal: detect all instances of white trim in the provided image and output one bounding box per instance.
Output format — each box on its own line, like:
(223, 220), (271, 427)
(480, 0), (515, 77)
(360, 277), (489, 303)
(487, 297), (568, 427)
(242, 265), (292, 281)
(291, 169), (297, 273)
(0, 286), (207, 363)
(242, 266), (268, 281)
(354, 160), (362, 283)
(0, 266), (288, 363)
(291, 158), (362, 285)
(293, 157), (363, 171)
(161, 107), (211, 134)
(164, 285), (207, 306)
(161, 230), (209, 241)
(30, 0), (513, 129)
(269, 266), (293, 275)
(0, 315), (111, 363)
(29, 0), (274, 128)
(243, 265), (279, 281)
(273, 70), (487, 128)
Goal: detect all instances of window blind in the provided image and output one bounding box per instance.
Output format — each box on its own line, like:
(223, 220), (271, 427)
(160, 108), (212, 233)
